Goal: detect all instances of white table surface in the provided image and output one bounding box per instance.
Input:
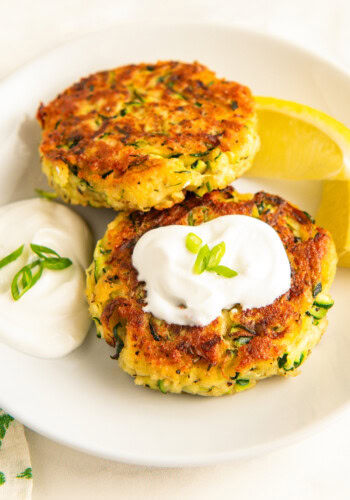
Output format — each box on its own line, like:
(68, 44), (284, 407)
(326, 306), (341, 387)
(1, 0), (350, 498)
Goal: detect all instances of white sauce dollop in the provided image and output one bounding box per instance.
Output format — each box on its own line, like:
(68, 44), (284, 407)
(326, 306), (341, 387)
(132, 215), (291, 326)
(0, 199), (93, 358)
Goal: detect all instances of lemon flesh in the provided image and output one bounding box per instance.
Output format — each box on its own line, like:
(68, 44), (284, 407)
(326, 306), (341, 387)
(317, 180), (350, 267)
(248, 97), (350, 180)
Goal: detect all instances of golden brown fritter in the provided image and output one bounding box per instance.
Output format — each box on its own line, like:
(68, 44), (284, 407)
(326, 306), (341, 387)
(86, 187), (337, 396)
(37, 61), (259, 211)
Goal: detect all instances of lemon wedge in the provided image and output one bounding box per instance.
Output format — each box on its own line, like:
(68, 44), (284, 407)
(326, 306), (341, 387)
(317, 180), (350, 267)
(248, 97), (350, 180)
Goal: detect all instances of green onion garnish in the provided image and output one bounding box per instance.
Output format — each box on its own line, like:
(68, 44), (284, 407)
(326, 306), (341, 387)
(207, 242), (225, 269)
(0, 245), (24, 270)
(11, 259), (44, 301)
(193, 244), (210, 274)
(35, 189), (58, 200)
(6, 244), (73, 300)
(30, 244), (60, 259)
(42, 257), (72, 270)
(212, 265), (238, 278)
(186, 233), (202, 254)
(30, 244), (72, 270)
(185, 233), (237, 278)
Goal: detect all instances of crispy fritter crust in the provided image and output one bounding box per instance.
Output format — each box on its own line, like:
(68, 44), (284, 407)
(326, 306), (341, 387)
(37, 61), (259, 211)
(86, 187), (337, 395)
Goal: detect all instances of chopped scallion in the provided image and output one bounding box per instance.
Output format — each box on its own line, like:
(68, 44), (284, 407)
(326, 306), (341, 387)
(207, 242), (225, 269)
(186, 233), (202, 254)
(43, 257), (72, 270)
(30, 243), (72, 270)
(11, 259), (44, 301)
(193, 244), (210, 274)
(35, 189), (58, 200)
(30, 244), (60, 260)
(0, 245), (24, 270)
(212, 265), (237, 278)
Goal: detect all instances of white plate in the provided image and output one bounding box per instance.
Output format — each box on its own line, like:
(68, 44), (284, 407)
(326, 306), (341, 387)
(0, 22), (350, 467)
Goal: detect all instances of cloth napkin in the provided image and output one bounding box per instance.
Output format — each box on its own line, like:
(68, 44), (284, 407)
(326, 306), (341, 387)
(0, 409), (32, 500)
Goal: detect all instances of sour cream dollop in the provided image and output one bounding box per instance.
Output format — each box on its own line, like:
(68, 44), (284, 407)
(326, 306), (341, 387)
(0, 198), (93, 358)
(132, 215), (291, 326)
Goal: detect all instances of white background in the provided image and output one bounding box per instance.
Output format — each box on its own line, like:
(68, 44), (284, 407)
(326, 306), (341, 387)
(1, 0), (350, 498)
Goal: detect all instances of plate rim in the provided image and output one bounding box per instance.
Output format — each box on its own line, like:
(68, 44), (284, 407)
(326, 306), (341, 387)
(1, 19), (350, 90)
(3, 391), (346, 467)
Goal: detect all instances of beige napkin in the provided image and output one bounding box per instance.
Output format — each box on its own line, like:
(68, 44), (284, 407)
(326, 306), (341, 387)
(0, 409), (32, 500)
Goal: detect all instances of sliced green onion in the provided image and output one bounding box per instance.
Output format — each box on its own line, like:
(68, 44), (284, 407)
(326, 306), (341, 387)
(188, 211), (195, 226)
(186, 233), (202, 254)
(30, 244), (60, 260)
(30, 244), (72, 270)
(35, 189), (57, 200)
(193, 244), (210, 274)
(207, 242), (225, 269)
(11, 259), (44, 301)
(21, 265), (31, 289)
(212, 265), (237, 278)
(0, 245), (24, 270)
(9, 244), (73, 300)
(43, 257), (72, 270)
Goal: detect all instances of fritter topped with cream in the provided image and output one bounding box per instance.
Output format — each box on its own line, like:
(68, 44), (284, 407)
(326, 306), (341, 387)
(37, 61), (259, 211)
(86, 187), (337, 396)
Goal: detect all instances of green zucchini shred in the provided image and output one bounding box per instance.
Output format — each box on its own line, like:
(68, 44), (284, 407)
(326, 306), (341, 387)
(234, 336), (251, 346)
(149, 322), (160, 341)
(157, 380), (167, 393)
(313, 294), (334, 309)
(231, 324), (256, 336)
(111, 323), (124, 360)
(278, 352), (304, 371)
(306, 306), (327, 320)
(312, 282), (322, 297)
(188, 211), (195, 226)
(236, 379), (249, 386)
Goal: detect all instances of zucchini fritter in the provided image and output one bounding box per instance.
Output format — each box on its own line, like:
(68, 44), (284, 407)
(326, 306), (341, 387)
(86, 187), (337, 396)
(37, 62), (259, 211)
